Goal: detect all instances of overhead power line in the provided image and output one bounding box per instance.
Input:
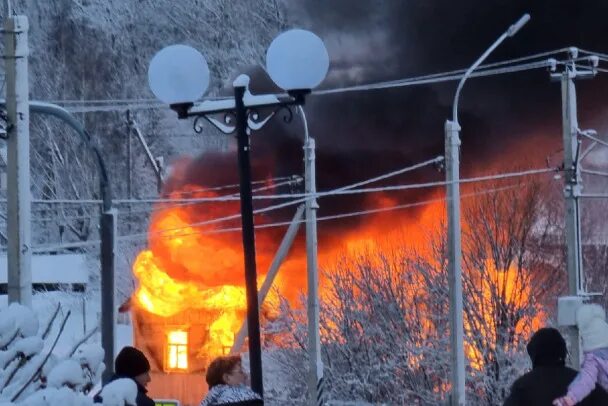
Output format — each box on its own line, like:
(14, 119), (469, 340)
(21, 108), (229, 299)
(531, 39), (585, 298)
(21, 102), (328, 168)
(28, 178), (552, 252)
(47, 49), (598, 114)
(123, 164), (558, 242)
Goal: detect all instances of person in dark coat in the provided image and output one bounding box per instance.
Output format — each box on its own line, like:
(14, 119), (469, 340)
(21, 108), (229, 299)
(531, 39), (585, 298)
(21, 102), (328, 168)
(95, 346), (155, 406)
(199, 355), (263, 406)
(503, 327), (608, 406)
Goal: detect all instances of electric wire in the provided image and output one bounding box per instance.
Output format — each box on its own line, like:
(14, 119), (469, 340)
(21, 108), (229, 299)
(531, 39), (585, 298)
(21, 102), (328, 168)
(119, 165), (558, 242)
(27, 156), (445, 249)
(164, 184), (526, 238)
(45, 47), (574, 107)
(581, 168), (608, 178)
(581, 132), (608, 149)
(18, 164), (559, 244)
(28, 181), (537, 252)
(55, 54), (577, 114)
(122, 156), (444, 240)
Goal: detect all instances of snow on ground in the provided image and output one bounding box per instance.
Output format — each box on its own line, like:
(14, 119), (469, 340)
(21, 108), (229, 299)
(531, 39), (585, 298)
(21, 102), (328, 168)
(99, 379), (137, 406)
(0, 292), (133, 359)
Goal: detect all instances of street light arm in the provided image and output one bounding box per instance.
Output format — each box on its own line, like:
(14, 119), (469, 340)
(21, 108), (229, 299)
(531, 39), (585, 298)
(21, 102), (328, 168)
(452, 13), (530, 123)
(452, 32), (507, 123)
(0, 99), (112, 211)
(29, 102), (112, 211)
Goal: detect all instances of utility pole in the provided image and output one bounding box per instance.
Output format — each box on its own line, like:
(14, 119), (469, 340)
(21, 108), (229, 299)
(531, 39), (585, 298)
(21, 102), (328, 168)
(551, 47), (596, 368)
(304, 135), (324, 406)
(4, 9), (32, 306)
(445, 120), (465, 406)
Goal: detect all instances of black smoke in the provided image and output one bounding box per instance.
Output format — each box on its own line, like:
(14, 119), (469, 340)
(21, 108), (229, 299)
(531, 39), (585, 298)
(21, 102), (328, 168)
(171, 0), (608, 244)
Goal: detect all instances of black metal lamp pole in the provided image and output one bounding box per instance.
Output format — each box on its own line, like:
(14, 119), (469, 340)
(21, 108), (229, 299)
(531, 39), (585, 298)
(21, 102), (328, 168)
(150, 34), (328, 403)
(233, 85), (264, 396)
(169, 83), (306, 400)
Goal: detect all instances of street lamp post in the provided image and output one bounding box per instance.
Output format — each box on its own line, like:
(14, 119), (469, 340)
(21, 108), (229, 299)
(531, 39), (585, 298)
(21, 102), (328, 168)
(0, 100), (117, 383)
(148, 29), (329, 398)
(445, 14), (530, 406)
(28, 103), (116, 384)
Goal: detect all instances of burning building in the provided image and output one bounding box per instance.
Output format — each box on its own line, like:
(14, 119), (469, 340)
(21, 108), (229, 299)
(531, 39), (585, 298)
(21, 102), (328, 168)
(126, 182), (283, 405)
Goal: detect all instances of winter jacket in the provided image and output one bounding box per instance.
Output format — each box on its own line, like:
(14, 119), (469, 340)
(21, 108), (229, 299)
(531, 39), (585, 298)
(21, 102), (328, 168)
(199, 384), (263, 406)
(566, 348), (608, 403)
(94, 375), (155, 406)
(503, 364), (608, 406)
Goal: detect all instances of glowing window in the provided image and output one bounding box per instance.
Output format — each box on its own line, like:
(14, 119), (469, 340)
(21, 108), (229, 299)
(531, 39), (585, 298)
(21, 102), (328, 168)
(167, 330), (188, 371)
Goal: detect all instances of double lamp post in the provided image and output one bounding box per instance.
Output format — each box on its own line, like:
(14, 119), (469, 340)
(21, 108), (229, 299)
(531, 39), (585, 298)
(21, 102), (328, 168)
(148, 29), (329, 400)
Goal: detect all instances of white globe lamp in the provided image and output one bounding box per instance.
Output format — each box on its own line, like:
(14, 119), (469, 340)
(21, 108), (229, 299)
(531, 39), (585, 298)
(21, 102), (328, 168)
(148, 44), (210, 105)
(266, 29), (329, 93)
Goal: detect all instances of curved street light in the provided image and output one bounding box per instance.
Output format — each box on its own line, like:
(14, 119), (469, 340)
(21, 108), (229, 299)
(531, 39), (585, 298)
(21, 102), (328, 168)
(148, 28), (329, 398)
(0, 100), (117, 383)
(444, 13), (530, 406)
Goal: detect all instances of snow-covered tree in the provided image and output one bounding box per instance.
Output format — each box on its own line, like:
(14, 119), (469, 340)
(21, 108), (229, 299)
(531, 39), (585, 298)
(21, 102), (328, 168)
(462, 179), (563, 403)
(0, 303), (112, 405)
(271, 178), (564, 405)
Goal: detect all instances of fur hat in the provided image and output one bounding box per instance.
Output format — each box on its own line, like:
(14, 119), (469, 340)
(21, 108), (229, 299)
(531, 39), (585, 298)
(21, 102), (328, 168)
(576, 304), (608, 352)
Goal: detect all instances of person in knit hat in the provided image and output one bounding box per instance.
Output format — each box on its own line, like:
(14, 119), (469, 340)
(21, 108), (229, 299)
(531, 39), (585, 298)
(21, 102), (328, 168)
(95, 346), (155, 406)
(503, 327), (608, 405)
(553, 304), (608, 406)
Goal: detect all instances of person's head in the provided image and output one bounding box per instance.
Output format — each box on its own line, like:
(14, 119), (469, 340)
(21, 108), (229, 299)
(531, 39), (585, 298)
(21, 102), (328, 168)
(526, 327), (567, 368)
(576, 303), (608, 352)
(205, 355), (247, 389)
(115, 346), (151, 388)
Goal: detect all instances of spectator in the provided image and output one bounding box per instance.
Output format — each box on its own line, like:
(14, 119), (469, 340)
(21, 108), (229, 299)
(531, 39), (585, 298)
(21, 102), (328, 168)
(503, 327), (608, 405)
(554, 304), (608, 405)
(95, 346), (155, 406)
(199, 355), (263, 406)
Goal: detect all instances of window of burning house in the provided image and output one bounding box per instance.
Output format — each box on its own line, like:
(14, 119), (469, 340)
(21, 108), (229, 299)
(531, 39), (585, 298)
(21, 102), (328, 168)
(166, 330), (188, 371)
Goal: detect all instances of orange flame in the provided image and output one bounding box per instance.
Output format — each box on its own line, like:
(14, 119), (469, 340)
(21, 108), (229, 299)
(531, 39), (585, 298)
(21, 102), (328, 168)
(131, 186), (260, 359)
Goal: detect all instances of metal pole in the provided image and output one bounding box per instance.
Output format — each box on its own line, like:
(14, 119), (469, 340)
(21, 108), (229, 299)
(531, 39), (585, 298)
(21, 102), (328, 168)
(231, 205), (305, 354)
(445, 16), (530, 404)
(560, 69), (583, 368)
(100, 208), (117, 383)
(445, 120), (465, 406)
(19, 101), (115, 383)
(4, 14), (31, 307)
(304, 136), (324, 406)
(234, 84), (264, 397)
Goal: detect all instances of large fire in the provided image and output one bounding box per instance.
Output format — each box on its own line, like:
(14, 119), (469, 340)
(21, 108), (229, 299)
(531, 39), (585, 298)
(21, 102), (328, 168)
(131, 164), (549, 373)
(132, 185), (266, 358)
